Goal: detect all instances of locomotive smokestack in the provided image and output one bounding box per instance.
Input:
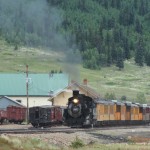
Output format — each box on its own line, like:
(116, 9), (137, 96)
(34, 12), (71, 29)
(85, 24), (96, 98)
(73, 90), (79, 97)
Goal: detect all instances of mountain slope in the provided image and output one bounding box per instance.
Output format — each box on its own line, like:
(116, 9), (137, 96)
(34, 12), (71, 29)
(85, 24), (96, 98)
(0, 39), (150, 103)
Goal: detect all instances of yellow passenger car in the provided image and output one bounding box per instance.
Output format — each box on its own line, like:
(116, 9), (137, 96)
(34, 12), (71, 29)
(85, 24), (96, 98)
(124, 101), (132, 123)
(95, 100), (114, 125)
(112, 100), (125, 125)
(138, 104), (149, 124)
(131, 104), (139, 124)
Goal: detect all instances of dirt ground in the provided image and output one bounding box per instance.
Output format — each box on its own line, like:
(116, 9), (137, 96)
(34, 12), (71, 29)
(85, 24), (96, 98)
(0, 124), (150, 148)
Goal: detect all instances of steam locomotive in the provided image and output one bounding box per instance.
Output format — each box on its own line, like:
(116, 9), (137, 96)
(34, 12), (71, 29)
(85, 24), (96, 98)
(63, 90), (95, 127)
(63, 90), (150, 127)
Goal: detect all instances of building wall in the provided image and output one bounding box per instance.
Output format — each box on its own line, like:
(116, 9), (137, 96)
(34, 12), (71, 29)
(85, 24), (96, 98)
(52, 89), (91, 106)
(10, 96), (52, 107)
(0, 97), (23, 110)
(67, 86), (92, 97)
(52, 91), (72, 106)
(7, 87), (94, 108)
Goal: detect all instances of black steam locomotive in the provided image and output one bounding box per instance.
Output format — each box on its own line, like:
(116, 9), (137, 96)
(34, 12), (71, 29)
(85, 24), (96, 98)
(63, 90), (94, 127)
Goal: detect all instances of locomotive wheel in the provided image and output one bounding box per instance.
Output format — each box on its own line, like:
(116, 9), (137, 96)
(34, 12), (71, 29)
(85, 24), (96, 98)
(32, 123), (39, 128)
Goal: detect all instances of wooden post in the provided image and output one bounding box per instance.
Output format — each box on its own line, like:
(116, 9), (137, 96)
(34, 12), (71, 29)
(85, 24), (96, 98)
(26, 65), (29, 124)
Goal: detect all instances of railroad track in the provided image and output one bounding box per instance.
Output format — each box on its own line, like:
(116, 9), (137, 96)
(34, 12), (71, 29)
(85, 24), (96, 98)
(0, 127), (93, 134)
(0, 127), (88, 134)
(0, 125), (149, 134)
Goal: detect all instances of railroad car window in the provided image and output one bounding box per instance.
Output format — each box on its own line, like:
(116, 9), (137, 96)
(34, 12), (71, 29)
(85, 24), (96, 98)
(99, 105), (103, 114)
(146, 108), (149, 113)
(104, 105), (108, 114)
(41, 109), (46, 114)
(143, 109), (146, 114)
(51, 109), (55, 119)
(131, 108), (134, 114)
(121, 106), (125, 114)
(135, 108), (138, 114)
(110, 105), (114, 114)
(126, 106), (130, 112)
(35, 110), (39, 119)
(116, 105), (121, 112)
(47, 110), (50, 114)
(139, 107), (143, 113)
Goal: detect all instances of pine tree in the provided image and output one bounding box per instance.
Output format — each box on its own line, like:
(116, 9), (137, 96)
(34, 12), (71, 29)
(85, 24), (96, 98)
(133, 0), (138, 10)
(105, 32), (112, 66)
(113, 26), (120, 43)
(135, 36), (145, 66)
(119, 5), (135, 26)
(123, 37), (130, 59)
(135, 18), (143, 34)
(111, 0), (115, 8)
(145, 49), (150, 66)
(116, 0), (121, 9)
(111, 41), (117, 63)
(106, 47), (112, 66)
(139, 0), (147, 16)
(103, 0), (109, 9)
(116, 47), (124, 70)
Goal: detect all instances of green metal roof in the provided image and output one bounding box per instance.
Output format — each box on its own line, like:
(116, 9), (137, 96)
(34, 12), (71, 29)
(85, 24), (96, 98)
(0, 73), (69, 96)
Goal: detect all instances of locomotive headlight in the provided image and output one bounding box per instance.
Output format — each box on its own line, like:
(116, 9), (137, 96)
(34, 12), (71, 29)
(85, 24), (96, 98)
(73, 99), (79, 104)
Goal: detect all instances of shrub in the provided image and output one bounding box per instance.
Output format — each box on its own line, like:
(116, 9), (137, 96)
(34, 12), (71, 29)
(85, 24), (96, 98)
(121, 95), (127, 101)
(136, 92), (146, 104)
(104, 92), (116, 100)
(70, 136), (85, 149)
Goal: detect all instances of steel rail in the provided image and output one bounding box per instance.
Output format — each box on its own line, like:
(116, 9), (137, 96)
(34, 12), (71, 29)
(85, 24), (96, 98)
(0, 125), (149, 134)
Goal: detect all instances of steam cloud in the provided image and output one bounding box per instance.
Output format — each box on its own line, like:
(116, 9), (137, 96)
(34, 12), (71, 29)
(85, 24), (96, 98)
(0, 0), (64, 48)
(0, 0), (81, 82)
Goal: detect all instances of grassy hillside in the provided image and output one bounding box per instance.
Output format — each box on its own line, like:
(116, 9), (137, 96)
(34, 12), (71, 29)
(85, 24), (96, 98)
(1, 0), (150, 70)
(0, 39), (64, 73)
(80, 61), (150, 102)
(0, 39), (150, 103)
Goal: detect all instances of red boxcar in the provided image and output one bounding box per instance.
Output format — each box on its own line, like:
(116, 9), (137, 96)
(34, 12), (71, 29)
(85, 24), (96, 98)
(0, 110), (7, 124)
(7, 106), (26, 124)
(50, 106), (65, 123)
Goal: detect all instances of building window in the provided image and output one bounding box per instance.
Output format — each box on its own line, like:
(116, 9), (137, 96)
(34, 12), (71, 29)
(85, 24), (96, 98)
(16, 100), (22, 103)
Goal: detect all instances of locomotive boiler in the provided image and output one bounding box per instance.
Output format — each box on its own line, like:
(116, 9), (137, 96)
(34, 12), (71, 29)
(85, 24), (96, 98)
(63, 90), (94, 127)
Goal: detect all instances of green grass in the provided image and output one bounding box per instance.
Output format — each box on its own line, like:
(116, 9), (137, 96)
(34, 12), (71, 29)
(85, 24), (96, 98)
(70, 136), (85, 149)
(1, 39), (150, 102)
(0, 135), (58, 150)
(75, 143), (150, 150)
(0, 135), (150, 150)
(79, 60), (150, 102)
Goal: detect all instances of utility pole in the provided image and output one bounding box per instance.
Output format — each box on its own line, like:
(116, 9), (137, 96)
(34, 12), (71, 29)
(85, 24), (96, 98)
(26, 65), (29, 124)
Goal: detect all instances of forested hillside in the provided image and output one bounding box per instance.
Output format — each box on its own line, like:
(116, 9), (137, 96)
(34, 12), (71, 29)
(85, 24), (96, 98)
(0, 0), (150, 70)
